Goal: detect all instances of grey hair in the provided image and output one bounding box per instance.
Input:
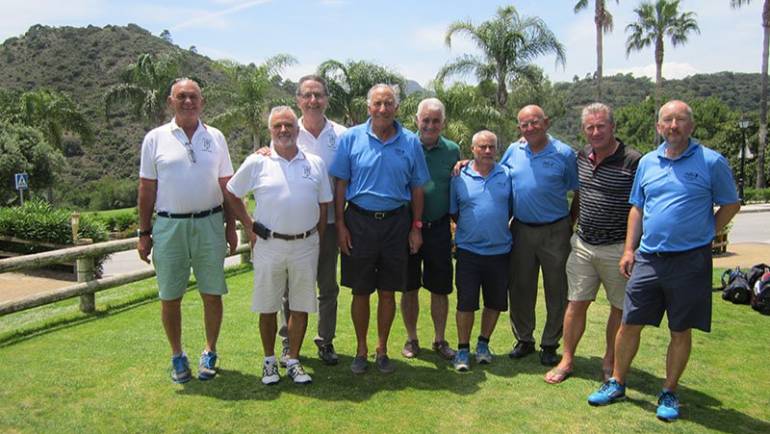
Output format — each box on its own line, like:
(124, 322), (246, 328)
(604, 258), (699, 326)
(471, 130), (497, 146)
(296, 74), (329, 97)
(581, 102), (614, 126)
(267, 105), (298, 126)
(416, 97), (446, 120)
(658, 100), (694, 122)
(366, 83), (400, 106)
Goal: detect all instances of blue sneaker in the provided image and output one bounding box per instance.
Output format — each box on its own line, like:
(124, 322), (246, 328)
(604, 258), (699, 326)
(453, 349), (471, 372)
(587, 378), (626, 406)
(171, 353), (192, 384)
(475, 341), (492, 364)
(198, 351), (218, 381)
(656, 390), (680, 422)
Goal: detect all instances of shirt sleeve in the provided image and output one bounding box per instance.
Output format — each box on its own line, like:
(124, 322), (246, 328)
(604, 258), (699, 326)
(329, 133), (352, 181)
(226, 155), (259, 198)
(629, 160), (646, 208)
(317, 160), (333, 203)
(214, 130), (234, 178)
(564, 148), (579, 191)
(449, 176), (459, 215)
(139, 132), (157, 180)
(499, 143), (514, 167)
(710, 154), (739, 205)
(409, 139), (431, 188)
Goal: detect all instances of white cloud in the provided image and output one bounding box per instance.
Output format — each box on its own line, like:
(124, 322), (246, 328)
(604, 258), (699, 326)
(607, 62), (700, 80)
(171, 0), (271, 31)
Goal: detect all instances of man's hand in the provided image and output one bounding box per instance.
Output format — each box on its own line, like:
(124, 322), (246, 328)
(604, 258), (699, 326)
(408, 227), (422, 254)
(137, 236), (152, 264)
(225, 224), (238, 254)
(337, 222), (353, 255)
(254, 146), (271, 157)
(619, 250), (635, 279)
(452, 159), (470, 176)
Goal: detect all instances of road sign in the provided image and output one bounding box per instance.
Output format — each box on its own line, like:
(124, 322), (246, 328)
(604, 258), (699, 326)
(15, 173), (29, 190)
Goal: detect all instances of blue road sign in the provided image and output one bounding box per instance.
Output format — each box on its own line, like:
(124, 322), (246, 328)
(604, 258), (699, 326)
(15, 173), (29, 190)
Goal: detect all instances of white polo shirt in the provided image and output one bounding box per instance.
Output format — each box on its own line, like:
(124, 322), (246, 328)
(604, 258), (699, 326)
(139, 119), (234, 213)
(226, 149), (333, 234)
(297, 117), (347, 223)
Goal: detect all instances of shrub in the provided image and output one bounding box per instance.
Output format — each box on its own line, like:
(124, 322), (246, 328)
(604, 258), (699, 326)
(743, 187), (770, 203)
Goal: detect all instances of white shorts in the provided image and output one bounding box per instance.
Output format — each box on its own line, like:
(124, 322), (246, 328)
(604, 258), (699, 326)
(251, 233), (319, 314)
(566, 234), (627, 309)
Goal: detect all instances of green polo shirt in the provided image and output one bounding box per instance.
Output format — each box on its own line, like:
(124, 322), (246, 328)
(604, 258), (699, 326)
(422, 135), (461, 222)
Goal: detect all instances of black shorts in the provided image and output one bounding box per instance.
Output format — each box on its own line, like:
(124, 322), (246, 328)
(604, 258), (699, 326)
(407, 215), (453, 294)
(455, 248), (509, 312)
(623, 244), (712, 332)
(340, 204), (409, 295)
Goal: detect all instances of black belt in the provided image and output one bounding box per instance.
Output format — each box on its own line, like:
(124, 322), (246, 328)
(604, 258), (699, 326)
(157, 205), (223, 219)
(518, 215), (568, 227)
(271, 227), (317, 241)
(348, 202), (405, 220)
(424, 214), (449, 229)
(648, 243), (710, 258)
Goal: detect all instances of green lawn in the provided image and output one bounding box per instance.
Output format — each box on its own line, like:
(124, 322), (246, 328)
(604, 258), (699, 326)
(1, 267), (768, 433)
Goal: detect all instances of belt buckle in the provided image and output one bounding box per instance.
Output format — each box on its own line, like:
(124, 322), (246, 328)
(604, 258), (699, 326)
(373, 211), (386, 220)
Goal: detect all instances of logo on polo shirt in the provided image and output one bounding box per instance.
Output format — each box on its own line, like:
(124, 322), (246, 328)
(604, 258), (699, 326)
(683, 171), (700, 182)
(202, 138), (213, 152)
(302, 164), (312, 179)
(328, 133), (337, 150)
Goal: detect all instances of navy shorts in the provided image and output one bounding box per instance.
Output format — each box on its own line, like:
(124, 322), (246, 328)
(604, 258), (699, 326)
(407, 215), (453, 294)
(455, 248), (509, 312)
(623, 244), (712, 332)
(340, 204), (409, 295)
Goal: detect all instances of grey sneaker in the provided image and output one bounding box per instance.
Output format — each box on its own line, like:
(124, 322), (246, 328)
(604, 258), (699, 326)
(287, 362), (312, 384)
(351, 355), (368, 374)
(261, 359), (280, 385)
(401, 339), (420, 358)
(317, 343), (339, 366)
(279, 346), (290, 368)
(432, 340), (457, 361)
(375, 354), (395, 374)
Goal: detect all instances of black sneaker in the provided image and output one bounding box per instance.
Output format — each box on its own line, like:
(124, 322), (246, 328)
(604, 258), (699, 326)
(540, 346), (560, 366)
(508, 341), (536, 359)
(317, 343), (339, 366)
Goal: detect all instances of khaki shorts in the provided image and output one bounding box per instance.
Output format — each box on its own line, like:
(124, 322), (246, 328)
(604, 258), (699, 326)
(251, 233), (319, 314)
(566, 234), (627, 309)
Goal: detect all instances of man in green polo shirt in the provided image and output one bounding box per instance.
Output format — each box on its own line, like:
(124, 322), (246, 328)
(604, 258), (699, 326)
(401, 98), (461, 360)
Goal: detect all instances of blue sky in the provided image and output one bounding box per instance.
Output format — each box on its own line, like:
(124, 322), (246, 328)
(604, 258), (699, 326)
(0, 0), (764, 87)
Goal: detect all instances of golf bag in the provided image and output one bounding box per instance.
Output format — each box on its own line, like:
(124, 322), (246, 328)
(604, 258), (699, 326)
(751, 270), (770, 315)
(720, 267), (752, 305)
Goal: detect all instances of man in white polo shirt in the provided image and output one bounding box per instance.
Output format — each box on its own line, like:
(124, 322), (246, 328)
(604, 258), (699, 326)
(137, 78), (238, 384)
(225, 106), (333, 385)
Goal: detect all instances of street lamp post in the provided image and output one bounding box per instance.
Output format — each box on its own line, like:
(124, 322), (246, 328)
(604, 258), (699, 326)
(738, 117), (751, 205)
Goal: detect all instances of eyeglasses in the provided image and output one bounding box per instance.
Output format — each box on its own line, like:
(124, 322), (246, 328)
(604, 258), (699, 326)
(184, 141), (196, 163)
(518, 119), (543, 129)
(298, 92), (327, 100)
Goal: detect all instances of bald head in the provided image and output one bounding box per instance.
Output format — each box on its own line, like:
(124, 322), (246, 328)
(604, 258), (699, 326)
(517, 104), (550, 148)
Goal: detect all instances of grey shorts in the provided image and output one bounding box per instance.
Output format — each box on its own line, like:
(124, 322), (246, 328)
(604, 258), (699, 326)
(622, 244), (712, 332)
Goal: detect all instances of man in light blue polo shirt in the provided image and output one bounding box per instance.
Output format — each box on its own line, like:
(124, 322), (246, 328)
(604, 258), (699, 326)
(588, 100), (740, 422)
(505, 105), (579, 367)
(449, 130), (512, 372)
(330, 83), (430, 374)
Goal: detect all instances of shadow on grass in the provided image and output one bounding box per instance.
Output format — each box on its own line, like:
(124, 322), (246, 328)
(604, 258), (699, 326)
(177, 354), (486, 402)
(567, 355), (770, 434)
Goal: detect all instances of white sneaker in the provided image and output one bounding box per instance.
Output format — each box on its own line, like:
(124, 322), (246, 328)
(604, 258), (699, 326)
(287, 362), (312, 384)
(261, 360), (280, 385)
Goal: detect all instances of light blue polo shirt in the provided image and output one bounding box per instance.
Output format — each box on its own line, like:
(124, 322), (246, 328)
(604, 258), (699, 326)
(450, 163), (513, 255)
(500, 136), (578, 224)
(330, 119), (430, 211)
(630, 139), (738, 253)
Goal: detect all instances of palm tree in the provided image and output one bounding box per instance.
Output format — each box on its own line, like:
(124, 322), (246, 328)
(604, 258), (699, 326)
(317, 59), (406, 126)
(575, 0), (619, 100)
(625, 0), (700, 106)
(438, 5), (566, 110)
(105, 52), (182, 125)
(732, 0), (769, 188)
(13, 89), (93, 150)
(208, 54), (297, 150)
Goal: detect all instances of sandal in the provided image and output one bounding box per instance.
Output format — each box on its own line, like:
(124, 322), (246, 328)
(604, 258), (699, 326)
(544, 367), (572, 384)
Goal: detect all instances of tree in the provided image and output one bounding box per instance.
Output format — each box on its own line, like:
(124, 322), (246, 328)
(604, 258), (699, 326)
(104, 52), (182, 126)
(438, 5), (566, 110)
(0, 121), (64, 204)
(15, 89), (93, 150)
(625, 0), (700, 106)
(160, 29), (172, 43)
(574, 0), (619, 100)
(208, 54), (297, 152)
(317, 60), (406, 126)
(731, 0), (769, 187)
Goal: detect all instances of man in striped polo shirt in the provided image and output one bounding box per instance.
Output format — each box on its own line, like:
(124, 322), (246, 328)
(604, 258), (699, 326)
(545, 103), (641, 384)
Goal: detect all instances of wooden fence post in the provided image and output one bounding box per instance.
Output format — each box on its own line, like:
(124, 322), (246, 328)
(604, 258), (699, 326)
(76, 239), (95, 313)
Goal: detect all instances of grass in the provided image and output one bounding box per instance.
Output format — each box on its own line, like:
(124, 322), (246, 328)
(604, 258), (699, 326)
(0, 267), (769, 433)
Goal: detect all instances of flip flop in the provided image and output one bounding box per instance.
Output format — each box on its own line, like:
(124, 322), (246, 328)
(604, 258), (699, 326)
(544, 367), (572, 384)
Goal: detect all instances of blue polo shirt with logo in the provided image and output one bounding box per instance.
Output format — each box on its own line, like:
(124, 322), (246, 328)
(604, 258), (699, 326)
(630, 139), (738, 253)
(330, 119), (430, 211)
(450, 163), (513, 255)
(500, 136), (578, 224)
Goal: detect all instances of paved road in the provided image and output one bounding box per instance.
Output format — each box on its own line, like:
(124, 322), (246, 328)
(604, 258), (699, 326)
(728, 211), (770, 244)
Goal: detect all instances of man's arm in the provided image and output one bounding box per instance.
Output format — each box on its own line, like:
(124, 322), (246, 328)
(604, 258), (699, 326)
(335, 178), (352, 255)
(409, 186), (424, 254)
(137, 178), (157, 264)
(317, 202), (329, 242)
(619, 205), (643, 278)
(218, 176), (239, 254)
(714, 202), (741, 234)
(569, 190), (580, 227)
(222, 187), (256, 247)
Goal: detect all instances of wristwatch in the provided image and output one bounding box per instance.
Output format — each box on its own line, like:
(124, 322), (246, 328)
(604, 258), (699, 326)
(412, 220), (423, 230)
(137, 229), (152, 237)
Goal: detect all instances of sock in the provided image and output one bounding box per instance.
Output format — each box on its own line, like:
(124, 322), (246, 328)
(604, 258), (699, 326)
(478, 335), (490, 344)
(458, 343), (470, 350)
(172, 352), (185, 359)
(287, 358), (299, 367)
(264, 355), (276, 364)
